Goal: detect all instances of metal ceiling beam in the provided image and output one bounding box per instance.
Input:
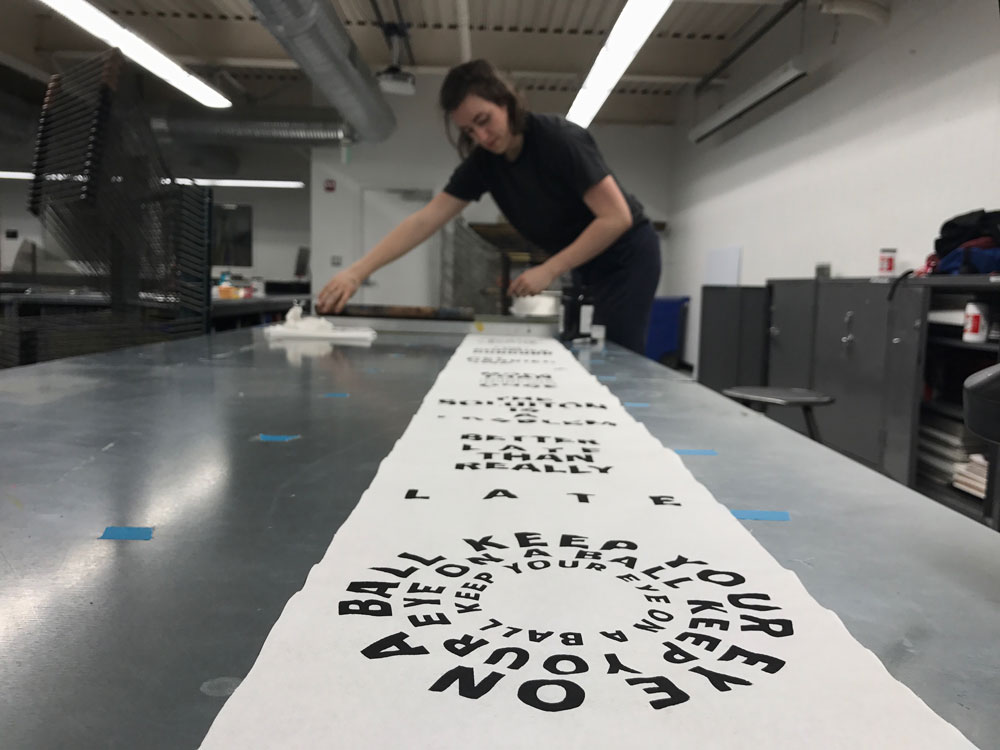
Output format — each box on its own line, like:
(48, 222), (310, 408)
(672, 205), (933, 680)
(368, 0), (389, 43)
(456, 0), (472, 62)
(694, 0), (805, 94)
(411, 66), (723, 87)
(48, 52), (725, 87)
(390, 0), (416, 65)
(370, 0), (415, 66)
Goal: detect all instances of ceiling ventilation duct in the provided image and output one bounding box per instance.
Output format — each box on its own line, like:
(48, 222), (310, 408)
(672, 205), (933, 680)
(689, 59), (807, 143)
(250, 0), (397, 142)
(150, 110), (346, 146)
(820, 0), (890, 25)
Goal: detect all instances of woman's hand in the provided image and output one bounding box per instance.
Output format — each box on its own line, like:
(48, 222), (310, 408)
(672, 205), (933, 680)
(317, 269), (363, 314)
(509, 264), (557, 297)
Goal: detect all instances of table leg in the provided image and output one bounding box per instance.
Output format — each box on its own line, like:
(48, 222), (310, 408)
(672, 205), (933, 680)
(803, 405), (821, 442)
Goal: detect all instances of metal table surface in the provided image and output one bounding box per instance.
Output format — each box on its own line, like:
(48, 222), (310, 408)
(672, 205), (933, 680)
(0, 291), (309, 319)
(1, 329), (997, 749)
(209, 295), (310, 319)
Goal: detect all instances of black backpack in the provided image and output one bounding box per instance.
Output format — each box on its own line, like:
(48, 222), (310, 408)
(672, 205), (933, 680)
(935, 209), (1000, 257)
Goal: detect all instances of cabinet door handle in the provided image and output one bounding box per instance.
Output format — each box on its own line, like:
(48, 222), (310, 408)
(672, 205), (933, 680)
(841, 309), (855, 348)
(770, 326), (780, 338)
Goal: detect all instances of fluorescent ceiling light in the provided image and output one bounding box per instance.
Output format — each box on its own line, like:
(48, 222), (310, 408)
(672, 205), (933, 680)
(688, 59), (807, 143)
(566, 0), (673, 128)
(34, 0), (231, 109)
(164, 178), (306, 189)
(0, 171), (34, 180)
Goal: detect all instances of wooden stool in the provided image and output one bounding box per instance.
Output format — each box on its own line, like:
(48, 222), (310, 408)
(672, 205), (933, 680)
(722, 386), (835, 443)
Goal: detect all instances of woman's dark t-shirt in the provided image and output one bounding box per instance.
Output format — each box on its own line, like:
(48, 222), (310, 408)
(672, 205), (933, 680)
(443, 112), (648, 281)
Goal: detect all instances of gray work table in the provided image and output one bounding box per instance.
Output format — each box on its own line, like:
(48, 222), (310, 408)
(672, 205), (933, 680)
(209, 294), (310, 319)
(0, 329), (997, 749)
(0, 290), (307, 319)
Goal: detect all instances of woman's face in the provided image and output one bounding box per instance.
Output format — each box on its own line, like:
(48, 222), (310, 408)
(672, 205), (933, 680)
(450, 94), (511, 155)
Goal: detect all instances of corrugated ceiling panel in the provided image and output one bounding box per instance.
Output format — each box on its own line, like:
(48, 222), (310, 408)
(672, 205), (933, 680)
(221, 67), (305, 82)
(658, 2), (761, 41)
(515, 72), (679, 98)
(329, 0), (760, 38)
(459, 0), (627, 34)
(94, 0), (762, 39)
(95, 0), (258, 20)
(333, 0), (374, 25)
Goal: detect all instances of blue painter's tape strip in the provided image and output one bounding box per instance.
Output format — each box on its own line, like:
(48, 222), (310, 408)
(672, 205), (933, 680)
(389, 353), (404, 358)
(591, 359), (606, 364)
(624, 402), (650, 408)
(731, 510), (790, 522)
(321, 392), (350, 398)
(258, 434), (301, 442)
(363, 368), (381, 375)
(675, 449), (718, 456)
(597, 375), (617, 382)
(101, 526), (153, 541)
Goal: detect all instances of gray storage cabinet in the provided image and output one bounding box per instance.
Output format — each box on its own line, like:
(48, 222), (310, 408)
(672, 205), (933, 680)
(698, 286), (769, 393)
(766, 279), (819, 435)
(812, 279), (926, 482)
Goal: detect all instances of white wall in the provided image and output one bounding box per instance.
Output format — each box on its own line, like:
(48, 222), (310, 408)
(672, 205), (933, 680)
(0, 179), (42, 272)
(590, 122), (673, 296)
(211, 185), (310, 281)
(310, 74), (482, 303)
(310, 72), (673, 297)
(666, 0), (1000, 367)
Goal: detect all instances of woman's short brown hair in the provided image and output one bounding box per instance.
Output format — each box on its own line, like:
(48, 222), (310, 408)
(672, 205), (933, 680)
(439, 59), (528, 159)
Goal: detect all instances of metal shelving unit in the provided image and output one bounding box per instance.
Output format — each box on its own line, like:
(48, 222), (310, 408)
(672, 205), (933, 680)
(712, 274), (1000, 530)
(912, 277), (999, 527)
(927, 336), (998, 353)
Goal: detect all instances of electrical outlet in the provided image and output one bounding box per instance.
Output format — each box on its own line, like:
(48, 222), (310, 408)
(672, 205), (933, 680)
(330, 255), (342, 267)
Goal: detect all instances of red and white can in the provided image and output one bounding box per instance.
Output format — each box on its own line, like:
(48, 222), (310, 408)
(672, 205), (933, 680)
(878, 248), (897, 276)
(964, 301), (989, 343)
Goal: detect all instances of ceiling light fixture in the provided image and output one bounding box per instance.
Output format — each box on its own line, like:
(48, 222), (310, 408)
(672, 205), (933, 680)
(566, 0), (674, 128)
(688, 59), (807, 143)
(34, 0), (231, 108)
